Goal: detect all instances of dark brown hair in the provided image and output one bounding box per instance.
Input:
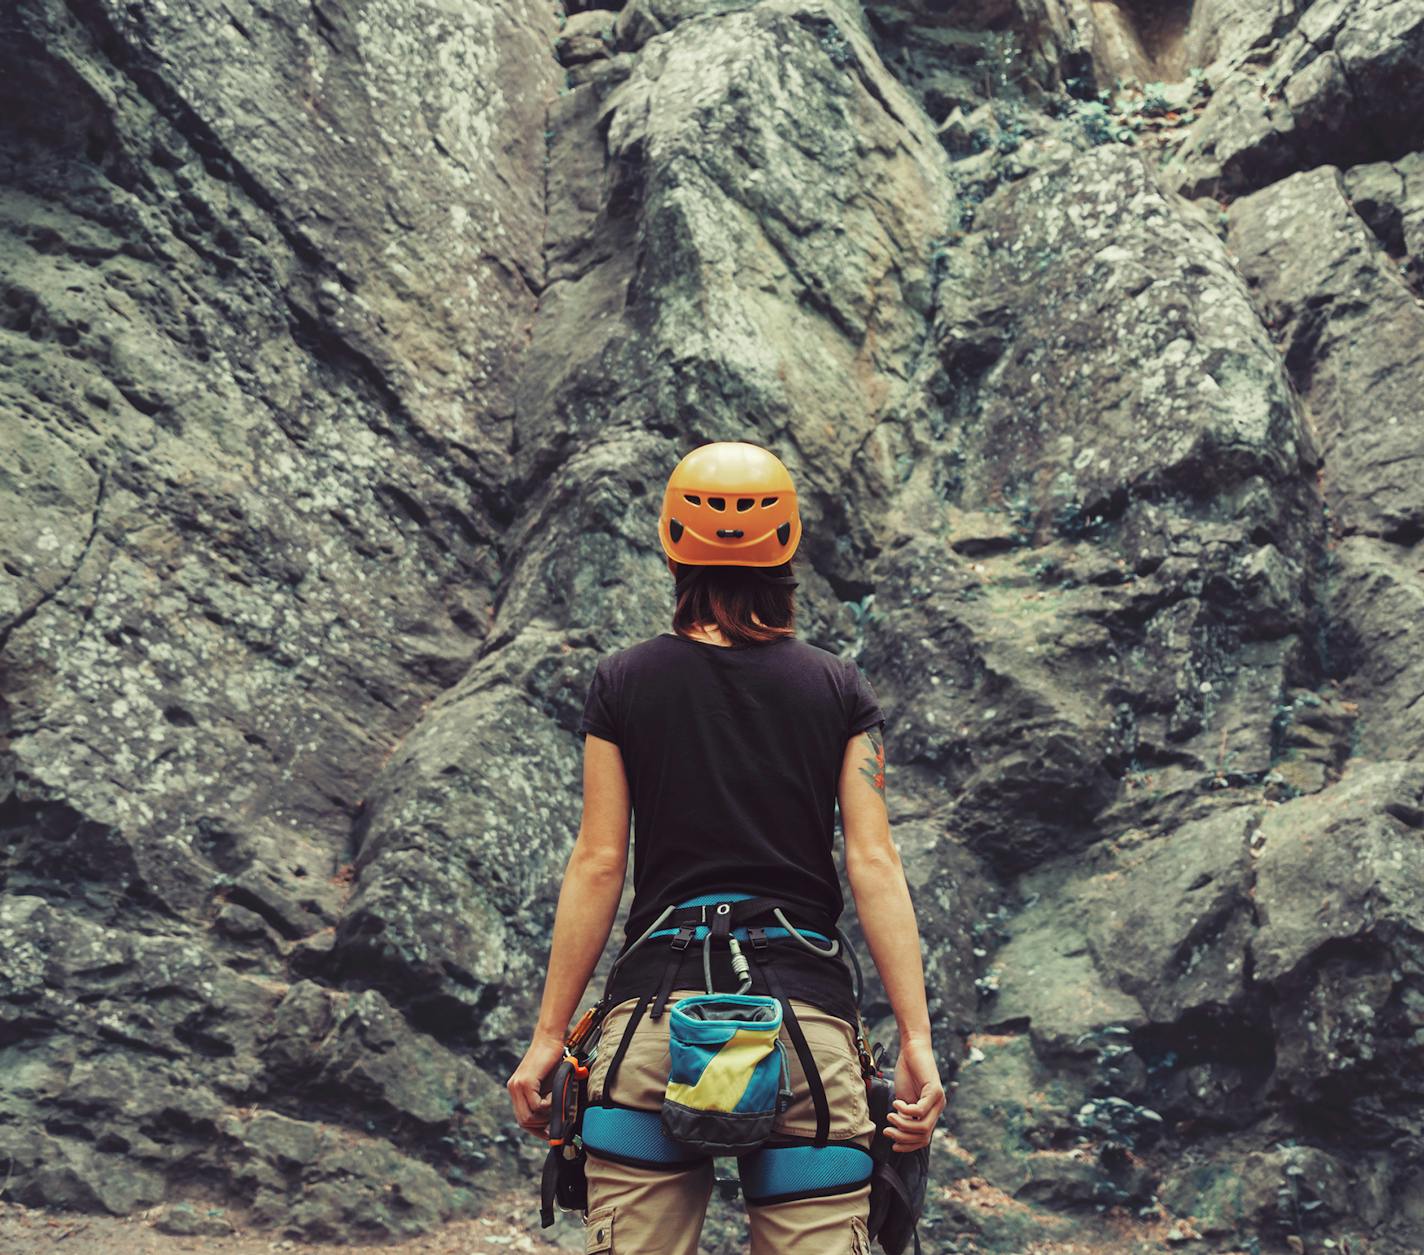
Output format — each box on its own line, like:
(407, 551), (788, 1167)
(668, 559), (797, 647)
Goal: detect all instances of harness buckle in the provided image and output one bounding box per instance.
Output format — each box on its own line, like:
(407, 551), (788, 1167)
(670, 925), (696, 952)
(747, 925), (769, 950)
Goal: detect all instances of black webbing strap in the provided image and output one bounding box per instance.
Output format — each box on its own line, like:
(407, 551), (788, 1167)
(539, 1144), (559, 1227)
(754, 948), (831, 1146)
(657, 897), (836, 939)
(649, 929), (693, 1022)
(710, 900), (733, 940)
(600, 986), (653, 1102)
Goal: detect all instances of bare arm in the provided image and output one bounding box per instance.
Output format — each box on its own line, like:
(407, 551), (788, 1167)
(507, 733), (630, 1135)
(533, 734), (630, 1039)
(841, 724), (930, 1041)
(840, 724), (946, 1149)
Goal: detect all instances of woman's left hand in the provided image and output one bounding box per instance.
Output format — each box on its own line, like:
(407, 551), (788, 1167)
(507, 1030), (566, 1138)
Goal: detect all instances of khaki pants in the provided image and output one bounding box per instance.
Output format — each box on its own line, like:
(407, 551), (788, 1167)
(582, 989), (876, 1254)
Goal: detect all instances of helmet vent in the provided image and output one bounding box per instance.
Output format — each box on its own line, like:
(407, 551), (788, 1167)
(707, 497), (726, 511)
(761, 496), (779, 507)
(683, 494), (701, 506)
(776, 522), (791, 545)
(669, 518), (684, 543)
(737, 497), (754, 512)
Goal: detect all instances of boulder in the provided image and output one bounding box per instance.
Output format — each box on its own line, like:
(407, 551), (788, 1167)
(1159, 1143), (1354, 1237)
(1166, 0), (1424, 198)
(1075, 809), (1257, 1024)
(1327, 537), (1424, 761)
(556, 9), (618, 65)
(1228, 165), (1424, 542)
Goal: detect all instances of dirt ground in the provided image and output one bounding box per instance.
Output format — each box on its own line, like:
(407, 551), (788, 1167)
(0, 1189), (583, 1255)
(0, 1182), (1394, 1255)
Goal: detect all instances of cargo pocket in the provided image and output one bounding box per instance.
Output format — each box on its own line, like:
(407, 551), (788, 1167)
(850, 1213), (870, 1254)
(585, 1202), (615, 1252)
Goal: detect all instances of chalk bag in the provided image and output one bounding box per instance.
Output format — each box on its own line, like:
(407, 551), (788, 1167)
(661, 992), (792, 1156)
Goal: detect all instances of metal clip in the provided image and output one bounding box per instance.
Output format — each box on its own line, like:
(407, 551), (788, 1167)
(775, 1038), (793, 1113)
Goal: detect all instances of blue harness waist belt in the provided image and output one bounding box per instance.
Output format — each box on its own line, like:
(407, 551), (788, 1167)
(580, 1100), (874, 1203)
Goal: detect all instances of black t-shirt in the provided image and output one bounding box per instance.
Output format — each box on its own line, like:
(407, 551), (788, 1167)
(577, 631), (885, 1023)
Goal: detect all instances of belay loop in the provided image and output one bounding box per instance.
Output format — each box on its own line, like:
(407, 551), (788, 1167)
(702, 901), (755, 997)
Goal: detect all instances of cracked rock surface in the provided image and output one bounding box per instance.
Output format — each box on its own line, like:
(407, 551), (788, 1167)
(3, 0), (1424, 1249)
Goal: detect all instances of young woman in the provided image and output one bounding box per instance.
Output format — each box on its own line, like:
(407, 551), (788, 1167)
(507, 441), (945, 1253)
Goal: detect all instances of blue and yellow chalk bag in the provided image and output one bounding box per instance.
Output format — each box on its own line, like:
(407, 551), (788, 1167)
(660, 936), (793, 1155)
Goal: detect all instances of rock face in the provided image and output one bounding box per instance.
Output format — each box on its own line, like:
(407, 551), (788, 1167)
(1, 0), (557, 1238)
(3, 0), (1424, 1249)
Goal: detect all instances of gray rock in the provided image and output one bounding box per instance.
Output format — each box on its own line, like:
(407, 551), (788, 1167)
(1266, 686), (1356, 799)
(854, 139), (1320, 877)
(1, 0), (558, 1226)
(556, 9), (618, 66)
(1252, 761), (1424, 987)
(1344, 150), (1424, 291)
(1075, 809), (1256, 1024)
(1166, 0), (1424, 198)
(950, 1032), (1072, 1192)
(220, 1108), (470, 1242)
(24, 1134), (166, 1215)
(1228, 165), (1424, 542)
(613, 0), (772, 54)
(1328, 536), (1424, 760)
(1245, 762), (1424, 1155)
(154, 1201), (237, 1236)
(1159, 1143), (1353, 1236)
(7, 0), (1424, 1245)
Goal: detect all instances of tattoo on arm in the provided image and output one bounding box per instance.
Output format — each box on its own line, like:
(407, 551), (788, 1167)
(858, 726), (885, 797)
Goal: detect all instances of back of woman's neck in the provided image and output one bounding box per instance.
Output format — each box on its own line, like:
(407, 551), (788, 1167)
(687, 623), (729, 645)
(686, 616), (764, 646)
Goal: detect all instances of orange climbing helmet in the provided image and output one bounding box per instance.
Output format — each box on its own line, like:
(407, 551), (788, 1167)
(658, 442), (802, 568)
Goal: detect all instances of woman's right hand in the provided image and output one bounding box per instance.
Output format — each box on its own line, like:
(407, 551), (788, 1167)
(883, 1037), (945, 1153)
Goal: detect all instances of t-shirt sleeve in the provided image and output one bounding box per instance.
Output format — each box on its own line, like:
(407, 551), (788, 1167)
(578, 656), (621, 746)
(845, 660), (885, 739)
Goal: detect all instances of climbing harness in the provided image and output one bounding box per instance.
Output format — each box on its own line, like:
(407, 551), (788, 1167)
(538, 892), (928, 1252)
(589, 895), (848, 1156)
